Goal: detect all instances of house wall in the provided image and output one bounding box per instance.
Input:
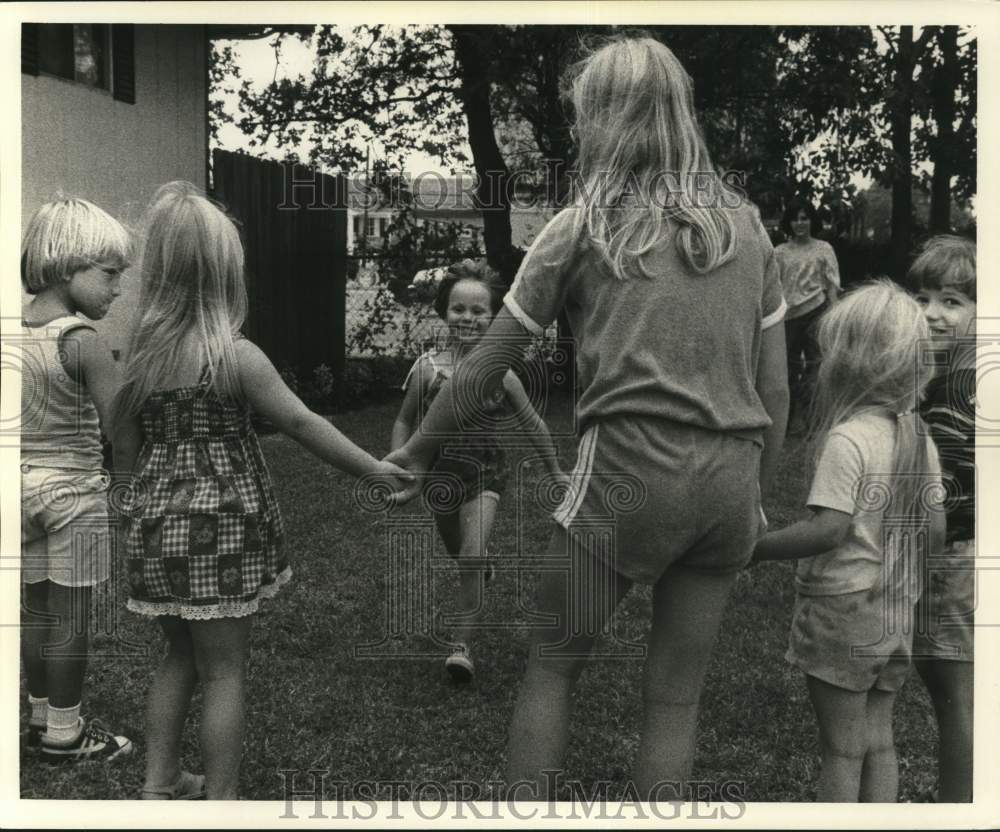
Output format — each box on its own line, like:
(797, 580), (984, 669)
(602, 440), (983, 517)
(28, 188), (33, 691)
(21, 24), (207, 353)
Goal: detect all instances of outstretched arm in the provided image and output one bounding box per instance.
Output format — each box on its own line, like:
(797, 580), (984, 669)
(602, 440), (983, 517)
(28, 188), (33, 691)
(502, 370), (564, 478)
(390, 360), (428, 452)
(237, 339), (410, 483)
(752, 506), (851, 562)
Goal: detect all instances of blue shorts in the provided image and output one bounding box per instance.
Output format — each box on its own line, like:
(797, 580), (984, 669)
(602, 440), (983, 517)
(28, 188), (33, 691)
(553, 417), (762, 584)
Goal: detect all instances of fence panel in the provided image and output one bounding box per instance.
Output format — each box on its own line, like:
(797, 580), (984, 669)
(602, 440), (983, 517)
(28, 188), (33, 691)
(212, 149), (347, 376)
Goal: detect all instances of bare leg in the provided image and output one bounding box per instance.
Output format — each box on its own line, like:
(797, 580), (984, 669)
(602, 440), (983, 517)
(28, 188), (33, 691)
(143, 616), (198, 795)
(806, 675), (869, 802)
(506, 526), (632, 797)
(40, 582), (92, 709)
(21, 581), (52, 699)
(190, 616), (253, 800)
(443, 496), (498, 648)
(859, 688), (898, 801)
(633, 565), (739, 797)
(915, 658), (974, 801)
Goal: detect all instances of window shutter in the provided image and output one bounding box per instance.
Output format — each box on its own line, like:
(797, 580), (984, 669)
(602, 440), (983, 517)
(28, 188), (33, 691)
(21, 23), (39, 75)
(111, 24), (135, 103)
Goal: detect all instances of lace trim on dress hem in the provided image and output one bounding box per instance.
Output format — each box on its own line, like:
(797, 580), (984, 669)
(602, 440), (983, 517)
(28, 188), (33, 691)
(126, 566), (292, 620)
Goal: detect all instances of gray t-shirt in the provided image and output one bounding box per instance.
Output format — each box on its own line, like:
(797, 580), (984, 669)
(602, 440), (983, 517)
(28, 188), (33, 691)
(505, 204), (786, 440)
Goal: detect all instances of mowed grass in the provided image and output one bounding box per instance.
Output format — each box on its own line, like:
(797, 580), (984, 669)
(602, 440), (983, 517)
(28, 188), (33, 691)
(19, 393), (938, 801)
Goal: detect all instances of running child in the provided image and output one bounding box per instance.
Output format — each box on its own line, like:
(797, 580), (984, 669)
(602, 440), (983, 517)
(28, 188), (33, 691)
(19, 197), (134, 763)
(113, 182), (411, 800)
(391, 258), (566, 683)
(388, 35), (789, 798)
(753, 280), (944, 802)
(910, 235), (976, 802)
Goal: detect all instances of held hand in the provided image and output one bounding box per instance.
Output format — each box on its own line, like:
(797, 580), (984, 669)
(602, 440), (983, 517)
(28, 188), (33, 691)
(372, 459), (416, 505)
(382, 447), (428, 505)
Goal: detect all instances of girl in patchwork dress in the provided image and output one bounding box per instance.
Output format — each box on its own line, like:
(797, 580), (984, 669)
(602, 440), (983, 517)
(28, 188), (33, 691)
(114, 182), (410, 800)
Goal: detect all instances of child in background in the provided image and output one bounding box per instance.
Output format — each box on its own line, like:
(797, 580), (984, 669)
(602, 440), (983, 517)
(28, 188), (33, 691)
(754, 281), (944, 802)
(388, 35), (789, 797)
(775, 198), (841, 433)
(114, 182), (410, 799)
(391, 258), (565, 683)
(910, 236), (976, 802)
(19, 198), (133, 763)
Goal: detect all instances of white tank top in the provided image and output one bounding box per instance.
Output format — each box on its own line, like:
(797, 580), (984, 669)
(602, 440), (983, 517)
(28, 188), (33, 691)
(19, 316), (104, 471)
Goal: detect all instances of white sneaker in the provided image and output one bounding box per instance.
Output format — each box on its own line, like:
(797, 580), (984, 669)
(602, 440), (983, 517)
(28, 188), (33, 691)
(445, 644), (475, 683)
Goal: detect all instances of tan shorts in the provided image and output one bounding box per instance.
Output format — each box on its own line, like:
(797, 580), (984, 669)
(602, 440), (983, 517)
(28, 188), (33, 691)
(913, 539), (975, 662)
(21, 467), (111, 587)
(786, 586), (914, 693)
(553, 417), (762, 584)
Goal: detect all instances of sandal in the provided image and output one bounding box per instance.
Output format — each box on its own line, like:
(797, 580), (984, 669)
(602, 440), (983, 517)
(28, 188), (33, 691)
(140, 770), (206, 800)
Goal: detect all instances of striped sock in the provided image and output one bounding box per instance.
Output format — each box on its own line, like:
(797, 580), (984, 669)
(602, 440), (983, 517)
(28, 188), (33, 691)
(45, 703), (82, 745)
(28, 695), (48, 728)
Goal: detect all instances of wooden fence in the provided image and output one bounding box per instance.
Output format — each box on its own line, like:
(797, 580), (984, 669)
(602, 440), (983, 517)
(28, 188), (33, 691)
(211, 148), (347, 377)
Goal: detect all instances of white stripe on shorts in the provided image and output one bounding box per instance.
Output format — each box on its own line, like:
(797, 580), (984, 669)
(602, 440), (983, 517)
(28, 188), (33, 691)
(553, 423), (599, 527)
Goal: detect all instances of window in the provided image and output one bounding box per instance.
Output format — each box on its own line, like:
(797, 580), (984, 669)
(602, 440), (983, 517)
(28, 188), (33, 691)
(353, 215), (362, 237)
(23, 23), (135, 103)
(378, 217), (387, 237)
(366, 217), (376, 237)
(38, 24), (109, 88)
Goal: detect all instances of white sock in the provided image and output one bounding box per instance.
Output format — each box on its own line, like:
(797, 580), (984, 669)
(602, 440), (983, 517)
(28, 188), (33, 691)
(28, 694), (48, 727)
(46, 703), (82, 745)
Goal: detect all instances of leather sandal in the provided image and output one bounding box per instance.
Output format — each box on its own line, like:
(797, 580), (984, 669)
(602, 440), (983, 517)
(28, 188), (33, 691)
(140, 770), (206, 800)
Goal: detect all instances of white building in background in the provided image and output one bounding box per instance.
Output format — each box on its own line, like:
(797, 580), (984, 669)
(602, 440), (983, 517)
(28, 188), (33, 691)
(21, 23), (208, 355)
(345, 174), (553, 260)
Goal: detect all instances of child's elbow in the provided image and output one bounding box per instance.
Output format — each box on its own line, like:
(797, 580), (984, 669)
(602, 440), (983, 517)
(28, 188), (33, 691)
(283, 409), (316, 442)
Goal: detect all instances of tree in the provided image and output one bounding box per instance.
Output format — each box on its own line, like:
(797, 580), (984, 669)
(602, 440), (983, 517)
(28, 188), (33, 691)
(447, 26), (515, 279)
(213, 25), (799, 262)
(916, 26), (977, 233)
(777, 25), (975, 278)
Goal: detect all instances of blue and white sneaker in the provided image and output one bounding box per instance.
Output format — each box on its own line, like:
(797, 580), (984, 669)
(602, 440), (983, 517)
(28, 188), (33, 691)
(40, 718), (133, 765)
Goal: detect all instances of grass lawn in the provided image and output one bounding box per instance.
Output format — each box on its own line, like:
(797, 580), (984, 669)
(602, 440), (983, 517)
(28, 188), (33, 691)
(19, 392), (938, 801)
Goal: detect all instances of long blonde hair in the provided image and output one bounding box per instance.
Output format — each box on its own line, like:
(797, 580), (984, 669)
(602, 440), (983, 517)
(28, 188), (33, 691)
(564, 34), (737, 279)
(117, 182), (248, 415)
(810, 280), (936, 526)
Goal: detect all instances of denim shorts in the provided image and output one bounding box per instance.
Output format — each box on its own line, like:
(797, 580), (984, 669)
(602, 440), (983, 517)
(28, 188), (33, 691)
(21, 466), (111, 587)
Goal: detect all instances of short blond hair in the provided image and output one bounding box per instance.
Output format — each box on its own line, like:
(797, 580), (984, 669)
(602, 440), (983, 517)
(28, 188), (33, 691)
(907, 235), (976, 302)
(21, 198), (131, 294)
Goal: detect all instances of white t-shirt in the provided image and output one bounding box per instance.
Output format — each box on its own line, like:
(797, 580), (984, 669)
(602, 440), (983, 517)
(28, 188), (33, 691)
(796, 410), (942, 596)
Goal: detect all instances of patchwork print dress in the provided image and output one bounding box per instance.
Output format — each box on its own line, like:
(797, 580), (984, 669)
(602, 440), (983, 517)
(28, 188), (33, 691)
(123, 379), (289, 619)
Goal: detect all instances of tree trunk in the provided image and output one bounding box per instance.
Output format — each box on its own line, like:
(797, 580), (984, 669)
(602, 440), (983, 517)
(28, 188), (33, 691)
(929, 26), (958, 233)
(889, 26), (915, 281)
(448, 25), (515, 281)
